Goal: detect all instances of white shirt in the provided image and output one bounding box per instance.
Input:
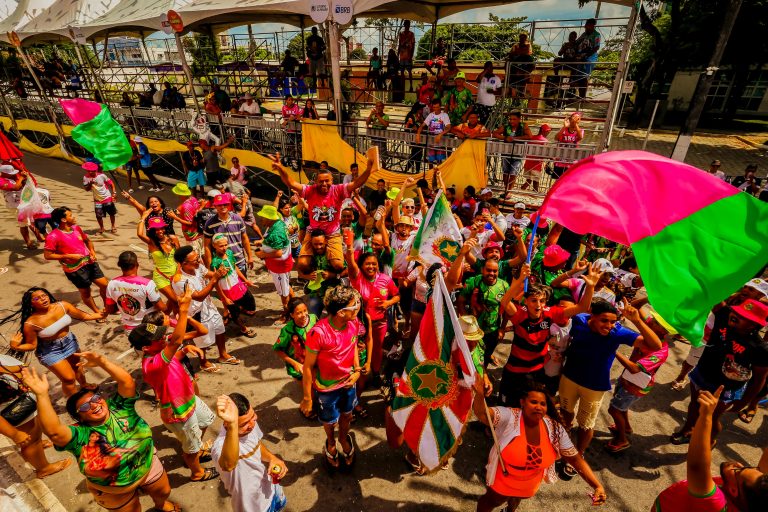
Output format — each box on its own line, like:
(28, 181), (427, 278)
(172, 266), (223, 348)
(342, 173), (356, 184)
(477, 75), (501, 106)
(106, 275), (161, 329)
(83, 173), (113, 203)
(460, 227), (493, 260)
(211, 424), (274, 512)
(505, 213), (531, 230)
(390, 232), (416, 278)
(239, 101), (260, 115)
(491, 212), (507, 234)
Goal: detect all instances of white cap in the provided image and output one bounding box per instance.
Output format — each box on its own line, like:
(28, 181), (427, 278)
(592, 258), (615, 274)
(207, 189), (221, 198)
(133, 136), (143, 142)
(513, 202), (525, 209)
(0, 164), (18, 175)
(745, 278), (768, 298)
(480, 188), (492, 195)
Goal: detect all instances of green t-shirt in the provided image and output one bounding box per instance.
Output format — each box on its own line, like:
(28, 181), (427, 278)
(472, 258), (513, 282)
(530, 250), (570, 303)
(304, 254), (331, 297)
(443, 87), (474, 125)
(283, 214), (300, 248)
(471, 342), (485, 377)
(291, 206), (308, 230)
(369, 113), (390, 130)
(58, 393), (153, 487)
(210, 248), (237, 276)
(460, 275), (509, 333)
(273, 314), (318, 378)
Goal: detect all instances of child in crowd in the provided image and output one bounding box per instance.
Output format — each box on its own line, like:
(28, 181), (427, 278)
(209, 233), (257, 338)
(82, 161), (117, 234)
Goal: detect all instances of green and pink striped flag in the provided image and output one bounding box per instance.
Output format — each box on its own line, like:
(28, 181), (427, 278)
(539, 150), (768, 346)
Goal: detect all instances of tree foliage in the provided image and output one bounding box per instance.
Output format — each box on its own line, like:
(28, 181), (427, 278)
(415, 14), (553, 62)
(182, 33), (220, 79)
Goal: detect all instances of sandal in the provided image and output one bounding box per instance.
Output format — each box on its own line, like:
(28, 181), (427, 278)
(607, 424), (633, 435)
(341, 433), (355, 466)
(405, 451), (427, 475)
(217, 356), (242, 365)
(201, 364), (220, 373)
(96, 317), (107, 324)
(153, 502), (182, 512)
(671, 380), (687, 391)
(240, 328), (257, 338)
(199, 448), (212, 463)
(605, 440), (631, 453)
(323, 439), (340, 468)
(353, 406), (369, 420)
(738, 409), (757, 424)
(558, 461), (577, 481)
(670, 431), (691, 445)
(190, 467), (219, 482)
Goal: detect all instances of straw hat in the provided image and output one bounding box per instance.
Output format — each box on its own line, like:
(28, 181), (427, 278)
(458, 315), (484, 341)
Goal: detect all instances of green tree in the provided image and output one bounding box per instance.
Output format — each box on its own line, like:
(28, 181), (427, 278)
(182, 33), (220, 79)
(349, 47), (368, 60)
(415, 14), (553, 62)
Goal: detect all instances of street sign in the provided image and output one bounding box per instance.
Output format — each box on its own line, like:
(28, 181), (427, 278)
(309, 0), (330, 24)
(167, 10), (184, 33)
(331, 0), (353, 25)
(622, 80), (635, 94)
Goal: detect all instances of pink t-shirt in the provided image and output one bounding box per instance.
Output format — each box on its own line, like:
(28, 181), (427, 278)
(141, 348), (196, 424)
(306, 317), (361, 392)
(44, 226), (91, 273)
(351, 272), (398, 322)
(301, 183), (349, 236)
(654, 479), (729, 512)
(178, 197), (201, 241)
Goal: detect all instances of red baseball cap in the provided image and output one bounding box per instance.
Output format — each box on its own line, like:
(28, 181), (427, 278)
(542, 245), (570, 267)
(731, 299), (768, 327)
(529, 212), (549, 229)
(482, 241), (502, 257)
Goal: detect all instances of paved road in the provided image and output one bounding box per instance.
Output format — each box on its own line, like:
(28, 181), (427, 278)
(0, 152), (765, 512)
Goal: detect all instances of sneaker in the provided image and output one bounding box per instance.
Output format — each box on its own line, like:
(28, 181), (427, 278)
(128, 188), (134, 193)
(138, 185), (145, 190)
(155, 186), (165, 192)
(148, 187), (158, 192)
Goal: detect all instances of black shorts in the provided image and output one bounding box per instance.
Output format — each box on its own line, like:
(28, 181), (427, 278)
(499, 368), (547, 406)
(65, 262), (105, 289)
(226, 290), (256, 320)
(94, 202), (117, 218)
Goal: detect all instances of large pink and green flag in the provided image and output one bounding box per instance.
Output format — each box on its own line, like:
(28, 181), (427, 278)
(539, 150), (768, 346)
(59, 99), (132, 171)
(392, 271), (475, 473)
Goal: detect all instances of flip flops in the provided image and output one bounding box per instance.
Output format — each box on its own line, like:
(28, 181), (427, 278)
(217, 356), (242, 365)
(670, 431), (691, 445)
(240, 328), (257, 338)
(605, 440), (631, 453)
(738, 409), (757, 424)
(190, 467), (219, 482)
(201, 364), (220, 373)
(342, 433), (355, 467)
(607, 424), (633, 436)
(323, 439), (340, 468)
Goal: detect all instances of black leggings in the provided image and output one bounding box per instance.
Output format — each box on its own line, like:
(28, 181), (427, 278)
(226, 290), (256, 321)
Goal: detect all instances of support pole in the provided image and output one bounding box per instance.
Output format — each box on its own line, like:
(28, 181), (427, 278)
(174, 32), (201, 115)
(327, 20), (343, 133)
(597, 4), (638, 152)
(670, 0), (742, 161)
(0, 86), (19, 132)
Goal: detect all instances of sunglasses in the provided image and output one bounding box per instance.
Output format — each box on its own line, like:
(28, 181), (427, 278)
(341, 301), (360, 312)
(77, 393), (102, 412)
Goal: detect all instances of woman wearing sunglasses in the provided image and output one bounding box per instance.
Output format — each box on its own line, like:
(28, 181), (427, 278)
(22, 352), (182, 512)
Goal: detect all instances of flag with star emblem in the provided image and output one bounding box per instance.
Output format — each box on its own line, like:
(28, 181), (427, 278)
(391, 271), (476, 473)
(409, 189), (462, 268)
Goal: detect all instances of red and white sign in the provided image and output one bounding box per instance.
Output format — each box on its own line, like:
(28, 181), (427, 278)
(167, 10), (184, 33)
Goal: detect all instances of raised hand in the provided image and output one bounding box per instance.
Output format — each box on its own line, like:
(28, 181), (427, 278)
(21, 367), (49, 395)
(459, 238), (478, 256)
(580, 262), (601, 287)
(216, 395), (239, 426)
(75, 351), (106, 369)
(697, 386), (723, 419)
(572, 259), (588, 273)
(621, 297), (641, 324)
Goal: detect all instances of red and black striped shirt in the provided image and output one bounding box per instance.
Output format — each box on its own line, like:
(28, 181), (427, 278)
(505, 305), (568, 373)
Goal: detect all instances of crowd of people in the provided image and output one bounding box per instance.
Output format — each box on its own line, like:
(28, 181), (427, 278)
(1, 134), (767, 512)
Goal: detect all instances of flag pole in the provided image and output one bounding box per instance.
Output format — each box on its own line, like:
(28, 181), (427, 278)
(482, 398), (508, 475)
(523, 215), (540, 292)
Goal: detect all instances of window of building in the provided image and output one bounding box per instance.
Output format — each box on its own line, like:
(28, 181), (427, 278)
(737, 70), (768, 111)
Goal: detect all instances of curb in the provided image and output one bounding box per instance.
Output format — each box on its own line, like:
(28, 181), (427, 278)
(733, 135), (768, 150)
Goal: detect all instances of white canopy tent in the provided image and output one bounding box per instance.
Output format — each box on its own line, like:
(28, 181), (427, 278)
(0, 0), (60, 41)
(5, 0), (126, 44)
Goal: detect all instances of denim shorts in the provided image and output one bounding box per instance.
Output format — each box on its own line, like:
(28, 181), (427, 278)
(609, 382), (641, 412)
(317, 386), (357, 425)
(35, 331), (80, 367)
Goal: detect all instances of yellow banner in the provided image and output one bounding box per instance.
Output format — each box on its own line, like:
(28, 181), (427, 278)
(300, 120), (487, 194)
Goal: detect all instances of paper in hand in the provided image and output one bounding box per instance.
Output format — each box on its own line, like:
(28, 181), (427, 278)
(366, 146), (380, 172)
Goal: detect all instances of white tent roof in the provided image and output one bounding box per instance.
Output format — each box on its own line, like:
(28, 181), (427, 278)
(0, 0), (59, 42)
(8, 0), (635, 43)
